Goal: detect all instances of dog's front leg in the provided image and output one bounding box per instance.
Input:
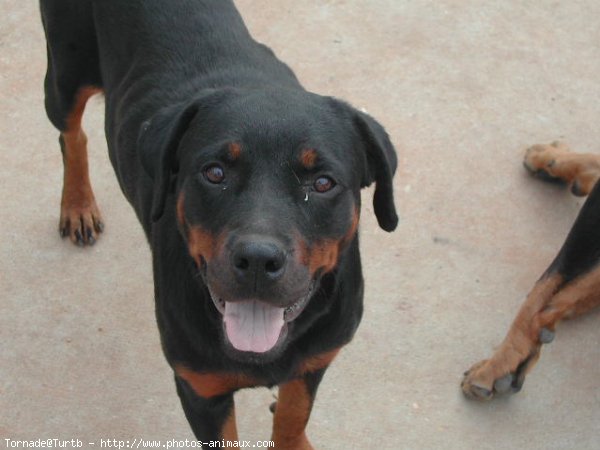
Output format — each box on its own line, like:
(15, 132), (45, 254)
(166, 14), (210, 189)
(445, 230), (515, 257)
(271, 369), (329, 450)
(174, 375), (237, 442)
(462, 177), (600, 400)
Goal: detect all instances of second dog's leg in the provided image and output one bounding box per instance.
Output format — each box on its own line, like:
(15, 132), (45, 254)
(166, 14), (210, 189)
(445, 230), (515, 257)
(462, 165), (600, 400)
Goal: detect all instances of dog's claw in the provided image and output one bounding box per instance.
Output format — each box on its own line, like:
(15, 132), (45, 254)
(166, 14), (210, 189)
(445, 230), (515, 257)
(85, 228), (96, 245)
(469, 384), (493, 400)
(539, 327), (555, 344)
(527, 166), (562, 183)
(74, 229), (84, 246)
(571, 180), (587, 196)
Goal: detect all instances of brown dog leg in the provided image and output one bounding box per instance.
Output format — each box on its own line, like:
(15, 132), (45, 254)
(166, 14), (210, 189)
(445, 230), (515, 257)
(461, 274), (562, 400)
(537, 266), (600, 327)
(462, 266), (600, 400)
(59, 87), (104, 246)
(463, 149), (600, 400)
(271, 364), (335, 450)
(272, 377), (315, 450)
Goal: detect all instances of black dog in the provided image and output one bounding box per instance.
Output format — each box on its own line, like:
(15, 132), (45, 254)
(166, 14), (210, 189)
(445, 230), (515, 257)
(40, 0), (397, 446)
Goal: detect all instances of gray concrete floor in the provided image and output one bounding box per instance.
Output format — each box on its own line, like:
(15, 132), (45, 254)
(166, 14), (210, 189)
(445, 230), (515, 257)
(2, 1), (599, 448)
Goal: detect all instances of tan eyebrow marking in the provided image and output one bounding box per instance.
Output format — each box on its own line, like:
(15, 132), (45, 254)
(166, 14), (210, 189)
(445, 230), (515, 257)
(299, 148), (318, 169)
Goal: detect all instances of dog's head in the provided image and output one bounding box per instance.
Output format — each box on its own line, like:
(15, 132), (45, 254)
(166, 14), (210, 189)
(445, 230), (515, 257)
(139, 88), (397, 362)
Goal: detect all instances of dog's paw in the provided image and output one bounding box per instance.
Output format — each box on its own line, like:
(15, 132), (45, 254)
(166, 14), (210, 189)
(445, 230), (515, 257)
(461, 359), (523, 401)
(461, 327), (554, 401)
(59, 200), (104, 246)
(461, 360), (495, 400)
(523, 141), (570, 182)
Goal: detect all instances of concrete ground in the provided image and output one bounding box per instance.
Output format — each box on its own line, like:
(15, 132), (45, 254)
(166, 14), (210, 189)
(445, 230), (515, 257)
(1, 1), (599, 448)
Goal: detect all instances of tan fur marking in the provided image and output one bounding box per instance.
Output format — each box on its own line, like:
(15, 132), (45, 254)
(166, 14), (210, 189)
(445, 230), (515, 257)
(340, 208), (360, 247)
(228, 142), (242, 161)
(462, 273), (563, 398)
(463, 267), (600, 400)
(272, 378), (315, 450)
(59, 87), (104, 245)
(177, 192), (223, 264)
(175, 365), (261, 398)
(538, 265), (600, 325)
(188, 227), (223, 265)
(300, 208), (360, 275)
(524, 142), (600, 195)
(296, 348), (340, 376)
(506, 273), (564, 341)
(299, 149), (318, 169)
(462, 143), (600, 401)
(304, 240), (339, 275)
(65, 87), (102, 131)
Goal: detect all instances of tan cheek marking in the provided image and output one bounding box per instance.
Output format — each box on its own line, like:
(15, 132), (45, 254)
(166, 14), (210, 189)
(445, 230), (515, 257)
(299, 148), (318, 169)
(306, 240), (339, 275)
(340, 208), (360, 247)
(176, 192), (222, 264)
(188, 227), (223, 266)
(299, 207), (360, 275)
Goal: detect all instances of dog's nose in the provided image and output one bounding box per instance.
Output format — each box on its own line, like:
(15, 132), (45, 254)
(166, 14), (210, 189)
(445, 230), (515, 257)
(231, 239), (286, 288)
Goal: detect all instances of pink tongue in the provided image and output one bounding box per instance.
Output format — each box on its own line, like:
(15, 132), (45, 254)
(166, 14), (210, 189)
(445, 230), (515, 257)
(224, 300), (285, 353)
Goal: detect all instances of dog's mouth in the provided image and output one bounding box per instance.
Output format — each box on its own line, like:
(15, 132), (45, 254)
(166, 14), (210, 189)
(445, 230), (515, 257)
(208, 284), (313, 354)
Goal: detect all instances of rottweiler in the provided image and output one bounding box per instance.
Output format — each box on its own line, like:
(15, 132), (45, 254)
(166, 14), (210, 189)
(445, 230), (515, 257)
(40, 0), (398, 445)
(462, 142), (600, 400)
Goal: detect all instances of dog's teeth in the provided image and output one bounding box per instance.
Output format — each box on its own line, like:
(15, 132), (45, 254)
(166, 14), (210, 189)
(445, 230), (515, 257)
(285, 302), (299, 315)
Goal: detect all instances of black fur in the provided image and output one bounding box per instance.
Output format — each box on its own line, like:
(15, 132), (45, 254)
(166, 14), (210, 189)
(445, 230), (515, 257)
(40, 0), (397, 440)
(546, 180), (600, 283)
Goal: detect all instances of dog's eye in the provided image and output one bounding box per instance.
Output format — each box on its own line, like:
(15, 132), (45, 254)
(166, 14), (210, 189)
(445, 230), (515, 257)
(314, 176), (335, 193)
(204, 164), (225, 184)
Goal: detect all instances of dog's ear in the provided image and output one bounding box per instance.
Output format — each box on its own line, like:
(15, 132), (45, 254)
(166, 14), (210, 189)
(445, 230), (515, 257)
(138, 90), (229, 222)
(355, 111), (398, 231)
(331, 99), (398, 231)
(138, 102), (197, 222)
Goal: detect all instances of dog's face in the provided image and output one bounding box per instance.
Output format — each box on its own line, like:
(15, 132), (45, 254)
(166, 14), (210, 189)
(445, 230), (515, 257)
(140, 89), (397, 362)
